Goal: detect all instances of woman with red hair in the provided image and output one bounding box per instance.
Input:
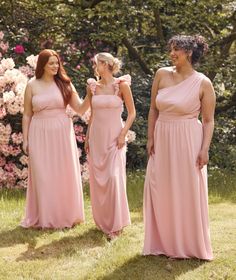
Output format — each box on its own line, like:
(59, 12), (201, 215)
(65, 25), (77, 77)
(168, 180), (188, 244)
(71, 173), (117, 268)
(21, 49), (88, 229)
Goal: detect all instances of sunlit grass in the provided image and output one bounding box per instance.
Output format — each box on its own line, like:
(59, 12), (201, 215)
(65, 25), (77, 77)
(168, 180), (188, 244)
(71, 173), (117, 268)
(0, 169), (235, 280)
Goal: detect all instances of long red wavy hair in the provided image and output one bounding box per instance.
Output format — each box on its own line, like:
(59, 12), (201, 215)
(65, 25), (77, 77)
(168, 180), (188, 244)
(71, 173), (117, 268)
(35, 49), (72, 105)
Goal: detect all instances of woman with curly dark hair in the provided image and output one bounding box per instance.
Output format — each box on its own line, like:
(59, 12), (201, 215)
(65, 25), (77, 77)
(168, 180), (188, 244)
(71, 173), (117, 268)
(143, 35), (215, 260)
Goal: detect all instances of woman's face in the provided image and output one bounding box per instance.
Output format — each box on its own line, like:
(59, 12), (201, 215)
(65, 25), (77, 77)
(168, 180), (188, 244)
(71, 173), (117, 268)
(44, 55), (59, 76)
(169, 45), (191, 66)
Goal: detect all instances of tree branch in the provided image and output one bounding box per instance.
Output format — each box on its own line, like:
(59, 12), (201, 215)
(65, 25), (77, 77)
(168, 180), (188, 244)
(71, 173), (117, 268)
(153, 8), (165, 44)
(122, 37), (153, 75)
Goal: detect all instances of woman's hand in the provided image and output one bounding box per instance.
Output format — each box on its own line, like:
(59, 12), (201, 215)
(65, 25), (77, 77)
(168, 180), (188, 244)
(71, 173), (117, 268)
(196, 149), (209, 169)
(23, 141), (29, 155)
(117, 133), (126, 149)
(147, 138), (155, 157)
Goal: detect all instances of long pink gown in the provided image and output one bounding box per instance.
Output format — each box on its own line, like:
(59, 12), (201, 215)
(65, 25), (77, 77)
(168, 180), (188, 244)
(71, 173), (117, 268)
(87, 75), (131, 235)
(21, 79), (84, 229)
(143, 71), (213, 260)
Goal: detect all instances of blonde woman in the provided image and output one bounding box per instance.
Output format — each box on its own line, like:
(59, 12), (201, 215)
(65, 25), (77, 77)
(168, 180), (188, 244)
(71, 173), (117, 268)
(86, 53), (136, 239)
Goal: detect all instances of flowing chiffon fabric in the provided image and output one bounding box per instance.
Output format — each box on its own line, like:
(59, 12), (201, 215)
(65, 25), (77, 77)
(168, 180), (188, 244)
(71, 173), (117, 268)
(87, 75), (131, 235)
(21, 80), (84, 229)
(143, 72), (213, 260)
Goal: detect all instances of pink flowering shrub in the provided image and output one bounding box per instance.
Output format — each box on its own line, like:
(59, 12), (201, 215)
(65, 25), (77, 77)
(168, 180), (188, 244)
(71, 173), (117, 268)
(0, 31), (136, 189)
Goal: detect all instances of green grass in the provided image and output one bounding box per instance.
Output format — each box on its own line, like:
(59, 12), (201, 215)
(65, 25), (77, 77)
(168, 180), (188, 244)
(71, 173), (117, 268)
(0, 169), (235, 280)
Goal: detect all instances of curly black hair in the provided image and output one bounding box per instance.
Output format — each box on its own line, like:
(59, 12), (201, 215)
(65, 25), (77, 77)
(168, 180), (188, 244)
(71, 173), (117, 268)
(168, 35), (208, 65)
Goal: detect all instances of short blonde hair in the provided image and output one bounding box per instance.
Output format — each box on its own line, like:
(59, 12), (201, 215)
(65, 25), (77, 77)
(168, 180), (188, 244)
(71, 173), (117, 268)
(94, 52), (122, 75)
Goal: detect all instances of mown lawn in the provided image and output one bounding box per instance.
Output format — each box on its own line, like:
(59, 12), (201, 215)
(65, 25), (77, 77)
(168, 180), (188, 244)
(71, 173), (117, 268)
(0, 170), (235, 280)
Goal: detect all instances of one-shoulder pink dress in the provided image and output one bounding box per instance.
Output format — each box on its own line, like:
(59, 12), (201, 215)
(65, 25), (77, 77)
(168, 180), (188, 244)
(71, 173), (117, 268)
(21, 80), (84, 229)
(87, 75), (131, 236)
(143, 71), (213, 260)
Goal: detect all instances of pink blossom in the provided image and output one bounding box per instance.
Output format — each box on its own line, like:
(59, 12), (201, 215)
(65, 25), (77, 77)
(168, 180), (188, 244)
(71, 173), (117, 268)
(7, 102), (21, 115)
(0, 31), (4, 40)
(0, 145), (10, 156)
(20, 155), (28, 165)
(0, 107), (6, 119)
(76, 64), (81, 70)
(0, 157), (6, 167)
(11, 132), (23, 144)
(0, 133), (10, 145)
(4, 162), (15, 172)
(0, 41), (9, 53)
(19, 65), (34, 77)
(76, 135), (84, 143)
(14, 45), (25, 54)
(74, 124), (84, 134)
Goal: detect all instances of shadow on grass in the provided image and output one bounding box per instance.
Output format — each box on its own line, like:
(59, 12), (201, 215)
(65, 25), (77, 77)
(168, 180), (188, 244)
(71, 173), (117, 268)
(0, 226), (56, 248)
(99, 254), (205, 280)
(16, 227), (106, 262)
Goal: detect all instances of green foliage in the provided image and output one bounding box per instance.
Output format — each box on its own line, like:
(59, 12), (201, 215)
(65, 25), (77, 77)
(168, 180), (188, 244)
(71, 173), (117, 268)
(0, 0), (235, 170)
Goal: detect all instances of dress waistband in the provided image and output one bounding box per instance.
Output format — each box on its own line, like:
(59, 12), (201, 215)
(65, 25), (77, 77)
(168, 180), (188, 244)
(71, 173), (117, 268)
(157, 113), (199, 122)
(33, 108), (67, 119)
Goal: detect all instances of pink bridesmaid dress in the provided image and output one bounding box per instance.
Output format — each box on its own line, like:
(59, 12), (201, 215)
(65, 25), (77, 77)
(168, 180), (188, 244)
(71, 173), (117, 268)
(143, 71), (213, 260)
(87, 75), (131, 236)
(21, 80), (85, 229)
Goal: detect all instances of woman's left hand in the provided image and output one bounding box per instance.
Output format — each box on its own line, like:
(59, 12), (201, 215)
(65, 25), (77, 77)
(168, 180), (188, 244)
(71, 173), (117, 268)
(117, 133), (126, 149)
(196, 149), (209, 169)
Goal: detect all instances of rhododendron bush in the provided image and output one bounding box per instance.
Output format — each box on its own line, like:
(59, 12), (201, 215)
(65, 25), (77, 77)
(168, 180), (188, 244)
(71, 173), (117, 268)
(0, 31), (136, 189)
(0, 32), (90, 188)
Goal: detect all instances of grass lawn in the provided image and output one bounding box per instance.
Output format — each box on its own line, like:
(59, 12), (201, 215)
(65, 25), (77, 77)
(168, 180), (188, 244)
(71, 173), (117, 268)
(0, 169), (235, 280)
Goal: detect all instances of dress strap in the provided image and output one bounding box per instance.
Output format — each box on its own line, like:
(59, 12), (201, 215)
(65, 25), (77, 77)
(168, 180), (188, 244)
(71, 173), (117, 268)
(113, 74), (131, 95)
(87, 78), (97, 95)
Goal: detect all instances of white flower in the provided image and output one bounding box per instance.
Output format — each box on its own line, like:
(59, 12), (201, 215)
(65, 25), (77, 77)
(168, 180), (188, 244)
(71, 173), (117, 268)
(1, 58), (15, 70)
(26, 54), (38, 69)
(15, 82), (26, 95)
(126, 130), (136, 143)
(3, 91), (15, 103)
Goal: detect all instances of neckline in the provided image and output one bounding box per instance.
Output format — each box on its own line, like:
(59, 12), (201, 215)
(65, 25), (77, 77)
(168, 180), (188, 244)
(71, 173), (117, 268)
(158, 70), (197, 92)
(92, 94), (123, 102)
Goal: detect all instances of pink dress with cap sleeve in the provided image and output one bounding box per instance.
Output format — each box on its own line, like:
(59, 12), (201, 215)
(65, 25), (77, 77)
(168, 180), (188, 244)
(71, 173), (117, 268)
(87, 75), (131, 235)
(21, 79), (85, 229)
(143, 71), (213, 260)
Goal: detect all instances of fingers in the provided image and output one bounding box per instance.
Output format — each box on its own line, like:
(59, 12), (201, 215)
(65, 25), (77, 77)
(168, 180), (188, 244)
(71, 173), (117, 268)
(117, 141), (125, 149)
(196, 156), (207, 169)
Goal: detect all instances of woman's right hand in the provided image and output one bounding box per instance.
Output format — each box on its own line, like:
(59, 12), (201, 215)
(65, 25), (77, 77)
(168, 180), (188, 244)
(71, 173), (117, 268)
(147, 138), (155, 157)
(23, 141), (29, 155)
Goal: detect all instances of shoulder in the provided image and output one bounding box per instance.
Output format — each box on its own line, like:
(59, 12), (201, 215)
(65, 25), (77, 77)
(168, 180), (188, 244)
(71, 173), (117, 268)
(199, 73), (213, 89)
(116, 74), (131, 86)
(154, 67), (172, 80)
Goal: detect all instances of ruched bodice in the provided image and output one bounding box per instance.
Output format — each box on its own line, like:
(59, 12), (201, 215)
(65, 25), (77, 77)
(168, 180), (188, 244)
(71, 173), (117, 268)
(87, 75), (131, 235)
(32, 82), (65, 113)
